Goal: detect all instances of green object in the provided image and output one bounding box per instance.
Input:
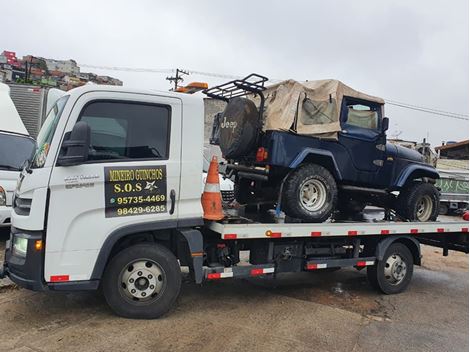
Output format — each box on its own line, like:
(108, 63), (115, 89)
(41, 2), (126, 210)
(436, 178), (469, 194)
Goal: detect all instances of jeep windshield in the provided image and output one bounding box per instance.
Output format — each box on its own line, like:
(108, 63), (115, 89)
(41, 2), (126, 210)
(32, 95), (69, 168)
(0, 132), (36, 171)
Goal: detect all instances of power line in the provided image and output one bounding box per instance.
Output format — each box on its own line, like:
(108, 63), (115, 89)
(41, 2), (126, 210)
(80, 64), (174, 74)
(385, 101), (468, 120)
(385, 99), (468, 118)
(78, 63), (468, 120)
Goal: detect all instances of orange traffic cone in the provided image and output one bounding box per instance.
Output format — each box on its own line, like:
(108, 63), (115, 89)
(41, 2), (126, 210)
(201, 156), (224, 220)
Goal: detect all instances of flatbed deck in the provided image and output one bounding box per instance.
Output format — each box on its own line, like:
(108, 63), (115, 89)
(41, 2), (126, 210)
(209, 219), (468, 240)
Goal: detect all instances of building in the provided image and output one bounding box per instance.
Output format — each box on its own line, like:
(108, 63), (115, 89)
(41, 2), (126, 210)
(2, 51), (19, 66)
(435, 140), (469, 160)
(45, 58), (80, 75)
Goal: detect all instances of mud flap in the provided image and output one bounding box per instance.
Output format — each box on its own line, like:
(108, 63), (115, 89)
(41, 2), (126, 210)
(178, 228), (204, 284)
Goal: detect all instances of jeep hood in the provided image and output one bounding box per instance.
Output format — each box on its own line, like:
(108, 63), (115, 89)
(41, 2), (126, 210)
(386, 143), (424, 163)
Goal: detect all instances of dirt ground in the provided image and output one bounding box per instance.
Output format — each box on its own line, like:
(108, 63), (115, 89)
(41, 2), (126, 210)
(0, 228), (468, 352)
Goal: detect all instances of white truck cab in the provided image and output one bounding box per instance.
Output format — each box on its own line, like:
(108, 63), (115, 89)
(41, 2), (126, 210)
(5, 84), (204, 291)
(0, 83), (36, 227)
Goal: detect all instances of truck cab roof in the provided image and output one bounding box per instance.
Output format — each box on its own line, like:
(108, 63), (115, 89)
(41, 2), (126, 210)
(65, 84), (203, 105)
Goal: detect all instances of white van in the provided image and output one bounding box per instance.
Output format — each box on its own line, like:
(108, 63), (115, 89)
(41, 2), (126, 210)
(0, 83), (36, 227)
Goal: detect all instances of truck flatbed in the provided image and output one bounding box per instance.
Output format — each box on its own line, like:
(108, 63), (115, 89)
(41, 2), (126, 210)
(209, 217), (468, 240)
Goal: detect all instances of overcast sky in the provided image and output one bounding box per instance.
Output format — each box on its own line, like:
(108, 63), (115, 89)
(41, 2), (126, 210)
(2, 0), (468, 146)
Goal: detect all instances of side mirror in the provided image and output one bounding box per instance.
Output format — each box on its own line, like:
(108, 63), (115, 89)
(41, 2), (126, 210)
(381, 117), (390, 133)
(57, 121), (90, 166)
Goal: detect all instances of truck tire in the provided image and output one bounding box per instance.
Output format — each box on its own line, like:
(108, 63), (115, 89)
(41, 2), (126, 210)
(102, 243), (181, 319)
(396, 182), (439, 222)
(282, 164), (337, 222)
(219, 97), (259, 159)
(367, 242), (413, 294)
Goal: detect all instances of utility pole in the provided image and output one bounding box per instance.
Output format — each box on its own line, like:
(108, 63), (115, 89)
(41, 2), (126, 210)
(166, 68), (188, 91)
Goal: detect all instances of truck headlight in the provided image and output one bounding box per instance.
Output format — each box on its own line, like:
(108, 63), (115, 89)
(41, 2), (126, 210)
(0, 186), (6, 206)
(13, 236), (28, 257)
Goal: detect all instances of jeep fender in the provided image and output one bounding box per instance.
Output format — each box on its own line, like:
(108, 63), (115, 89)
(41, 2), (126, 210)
(393, 164), (440, 188)
(289, 148), (342, 180)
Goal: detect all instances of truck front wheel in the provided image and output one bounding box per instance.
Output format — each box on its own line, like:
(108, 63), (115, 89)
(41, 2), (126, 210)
(282, 163), (338, 222)
(396, 182), (439, 222)
(367, 242), (414, 294)
(102, 243), (181, 319)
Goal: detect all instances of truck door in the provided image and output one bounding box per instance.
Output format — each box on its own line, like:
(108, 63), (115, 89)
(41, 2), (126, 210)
(338, 98), (385, 173)
(44, 91), (182, 282)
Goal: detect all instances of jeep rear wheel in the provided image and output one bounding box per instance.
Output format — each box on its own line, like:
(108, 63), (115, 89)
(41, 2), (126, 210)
(282, 164), (337, 222)
(396, 182), (439, 222)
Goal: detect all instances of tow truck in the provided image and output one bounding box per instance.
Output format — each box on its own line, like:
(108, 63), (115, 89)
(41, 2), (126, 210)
(0, 83), (467, 319)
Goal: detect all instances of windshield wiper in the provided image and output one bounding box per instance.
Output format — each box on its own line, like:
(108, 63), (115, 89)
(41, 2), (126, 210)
(0, 164), (21, 171)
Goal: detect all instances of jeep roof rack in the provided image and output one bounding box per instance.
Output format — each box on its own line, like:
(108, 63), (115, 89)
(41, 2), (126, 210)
(202, 73), (268, 102)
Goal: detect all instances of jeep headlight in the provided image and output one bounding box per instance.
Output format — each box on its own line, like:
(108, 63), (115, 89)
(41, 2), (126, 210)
(13, 236), (28, 257)
(0, 186), (6, 206)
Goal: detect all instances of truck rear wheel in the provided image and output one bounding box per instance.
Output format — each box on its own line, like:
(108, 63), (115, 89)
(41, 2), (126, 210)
(367, 243), (413, 294)
(282, 163), (337, 222)
(102, 243), (181, 319)
(396, 182), (439, 222)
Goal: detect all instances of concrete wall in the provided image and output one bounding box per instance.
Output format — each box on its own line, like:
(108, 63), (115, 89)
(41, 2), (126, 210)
(203, 97), (226, 142)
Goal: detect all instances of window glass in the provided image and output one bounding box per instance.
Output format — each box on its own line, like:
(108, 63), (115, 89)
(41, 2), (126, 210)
(0, 134), (35, 170)
(33, 95), (69, 168)
(346, 103), (379, 130)
(79, 101), (170, 161)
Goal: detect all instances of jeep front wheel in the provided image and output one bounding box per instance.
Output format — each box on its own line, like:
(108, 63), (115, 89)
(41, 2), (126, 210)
(396, 182), (439, 222)
(282, 164), (337, 222)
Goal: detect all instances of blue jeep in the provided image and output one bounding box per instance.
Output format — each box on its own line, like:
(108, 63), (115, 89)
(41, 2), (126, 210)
(204, 74), (440, 223)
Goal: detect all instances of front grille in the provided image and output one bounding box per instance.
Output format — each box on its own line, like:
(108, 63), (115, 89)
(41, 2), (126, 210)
(221, 190), (235, 203)
(13, 197), (32, 216)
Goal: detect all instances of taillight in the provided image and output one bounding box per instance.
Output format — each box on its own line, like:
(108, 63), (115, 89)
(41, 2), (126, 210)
(256, 147), (269, 162)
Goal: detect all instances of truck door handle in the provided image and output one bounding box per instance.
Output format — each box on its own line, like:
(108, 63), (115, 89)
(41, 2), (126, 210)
(169, 189), (176, 215)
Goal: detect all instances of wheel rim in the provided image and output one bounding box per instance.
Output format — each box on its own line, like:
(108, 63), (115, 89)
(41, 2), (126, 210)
(384, 253), (407, 285)
(299, 178), (327, 212)
(416, 195), (433, 221)
(120, 259), (165, 303)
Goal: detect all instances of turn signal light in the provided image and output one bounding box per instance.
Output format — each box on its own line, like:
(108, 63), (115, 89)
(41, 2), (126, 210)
(256, 147), (268, 162)
(34, 240), (43, 251)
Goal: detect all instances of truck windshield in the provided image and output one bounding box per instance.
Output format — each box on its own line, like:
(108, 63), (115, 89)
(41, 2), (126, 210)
(33, 95), (69, 168)
(0, 133), (35, 171)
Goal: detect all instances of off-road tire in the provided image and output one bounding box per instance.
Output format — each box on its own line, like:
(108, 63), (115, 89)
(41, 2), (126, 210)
(102, 244), (181, 319)
(282, 163), (337, 222)
(219, 97), (259, 159)
(367, 242), (414, 294)
(395, 182), (439, 222)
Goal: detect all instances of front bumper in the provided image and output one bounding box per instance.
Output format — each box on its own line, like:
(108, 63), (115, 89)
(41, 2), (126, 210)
(0, 205), (11, 227)
(1, 227), (46, 291)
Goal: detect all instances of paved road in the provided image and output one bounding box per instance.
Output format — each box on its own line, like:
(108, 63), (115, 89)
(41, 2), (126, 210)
(0, 229), (467, 352)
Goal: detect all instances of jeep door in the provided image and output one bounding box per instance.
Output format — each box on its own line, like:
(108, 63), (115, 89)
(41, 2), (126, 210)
(45, 91), (182, 282)
(338, 98), (385, 175)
